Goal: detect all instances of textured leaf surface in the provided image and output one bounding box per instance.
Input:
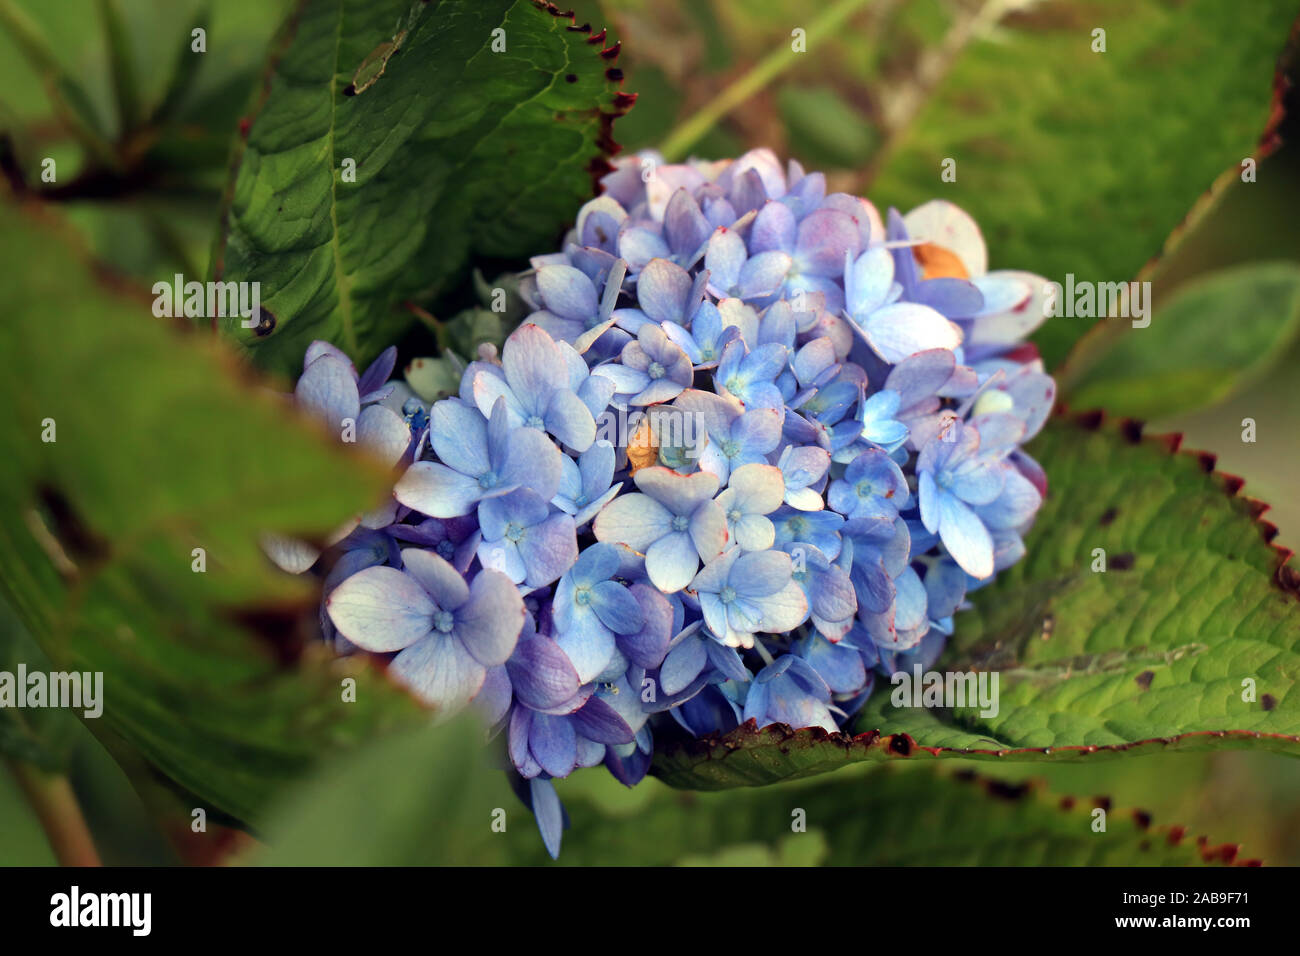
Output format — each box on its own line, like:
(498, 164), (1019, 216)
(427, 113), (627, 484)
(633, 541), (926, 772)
(868, 0), (1297, 369)
(1060, 262), (1300, 419)
(548, 767), (1254, 866)
(212, 0), (628, 375)
(654, 413), (1300, 789)
(0, 203), (425, 827)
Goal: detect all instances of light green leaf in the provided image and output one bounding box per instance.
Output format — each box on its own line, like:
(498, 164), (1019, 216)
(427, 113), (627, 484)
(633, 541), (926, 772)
(654, 413), (1300, 789)
(868, 0), (1297, 369)
(212, 0), (628, 375)
(0, 203), (427, 828)
(1059, 262), (1300, 419)
(249, 717), (523, 865)
(777, 85), (876, 169)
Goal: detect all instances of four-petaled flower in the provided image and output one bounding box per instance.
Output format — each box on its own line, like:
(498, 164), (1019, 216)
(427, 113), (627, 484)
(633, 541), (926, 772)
(327, 549), (525, 713)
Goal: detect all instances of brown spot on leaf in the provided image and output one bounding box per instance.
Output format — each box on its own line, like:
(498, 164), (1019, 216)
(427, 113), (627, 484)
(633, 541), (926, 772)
(225, 601), (313, 667)
(1110, 552), (1135, 570)
(1135, 670), (1154, 690)
(985, 780), (1030, 801)
(1277, 563), (1300, 595)
(253, 307), (277, 336)
(1262, 693), (1277, 711)
(888, 733), (913, 756)
(36, 485), (109, 563)
(1098, 506), (1118, 526)
(1077, 409), (1104, 430)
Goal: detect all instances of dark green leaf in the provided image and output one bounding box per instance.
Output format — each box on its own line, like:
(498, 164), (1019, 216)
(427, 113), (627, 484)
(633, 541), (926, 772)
(212, 0), (628, 375)
(0, 598), (80, 771)
(0, 203), (427, 827)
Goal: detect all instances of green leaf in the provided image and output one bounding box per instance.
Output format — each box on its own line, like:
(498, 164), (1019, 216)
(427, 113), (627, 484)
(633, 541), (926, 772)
(249, 717), (523, 865)
(211, 0), (629, 376)
(868, 0), (1297, 369)
(96, 0), (142, 133)
(0, 0), (116, 166)
(776, 85), (876, 169)
(148, 2), (210, 126)
(0, 202), (428, 828)
(1059, 262), (1300, 419)
(654, 413), (1300, 789)
(247, 719), (1253, 865)
(549, 767), (1254, 866)
(0, 598), (80, 771)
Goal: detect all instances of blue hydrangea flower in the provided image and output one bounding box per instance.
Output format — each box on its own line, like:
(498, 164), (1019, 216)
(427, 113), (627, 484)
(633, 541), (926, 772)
(326, 549), (525, 712)
(827, 447), (910, 522)
(593, 465), (728, 592)
(592, 322), (695, 406)
(394, 396), (561, 519)
(553, 440), (621, 527)
(477, 489), (578, 589)
(552, 543), (645, 682)
(529, 258), (627, 355)
(690, 547), (807, 648)
(714, 340), (788, 409)
(743, 654), (836, 733)
(714, 463), (784, 551)
(784, 542), (857, 641)
(661, 300), (741, 369)
(674, 388), (783, 486)
(299, 147), (1053, 861)
(916, 419), (1005, 579)
(467, 324), (601, 451)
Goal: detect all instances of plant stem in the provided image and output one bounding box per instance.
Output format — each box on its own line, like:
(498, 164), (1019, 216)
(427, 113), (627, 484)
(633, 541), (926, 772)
(0, 0), (120, 170)
(7, 759), (102, 867)
(657, 0), (875, 162)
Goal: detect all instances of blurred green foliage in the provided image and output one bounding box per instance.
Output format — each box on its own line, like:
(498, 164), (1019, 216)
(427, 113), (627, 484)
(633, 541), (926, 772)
(2, 0), (1298, 866)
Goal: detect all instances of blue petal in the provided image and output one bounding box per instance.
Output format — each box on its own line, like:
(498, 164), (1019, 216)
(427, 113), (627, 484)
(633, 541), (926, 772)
(389, 632), (486, 712)
(507, 636), (582, 711)
(454, 568), (525, 666)
(537, 264), (598, 321)
(326, 566), (434, 652)
(589, 580), (644, 634)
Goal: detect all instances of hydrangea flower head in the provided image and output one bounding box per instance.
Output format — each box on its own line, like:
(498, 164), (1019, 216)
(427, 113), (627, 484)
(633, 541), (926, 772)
(295, 148), (1052, 858)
